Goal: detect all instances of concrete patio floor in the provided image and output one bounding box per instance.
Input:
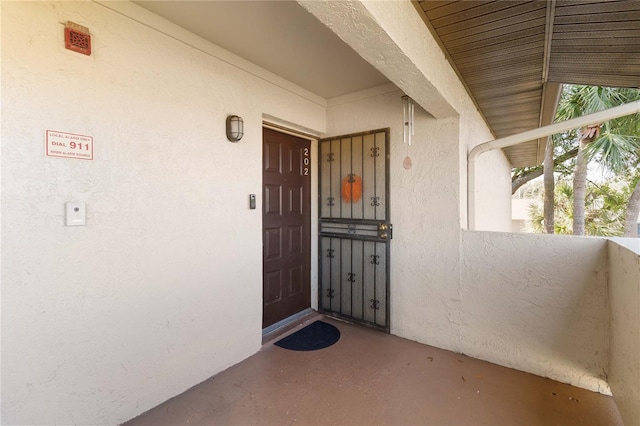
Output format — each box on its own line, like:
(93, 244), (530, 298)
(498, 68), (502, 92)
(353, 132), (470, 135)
(125, 316), (622, 425)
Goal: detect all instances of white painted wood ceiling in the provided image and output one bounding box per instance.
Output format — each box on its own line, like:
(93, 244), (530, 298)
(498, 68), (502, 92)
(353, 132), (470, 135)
(419, 0), (640, 167)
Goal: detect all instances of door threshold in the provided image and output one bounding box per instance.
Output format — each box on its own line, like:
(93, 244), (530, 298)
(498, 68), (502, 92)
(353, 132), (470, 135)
(261, 308), (317, 345)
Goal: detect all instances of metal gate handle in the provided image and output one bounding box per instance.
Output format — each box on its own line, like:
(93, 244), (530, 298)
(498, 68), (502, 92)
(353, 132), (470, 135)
(378, 223), (392, 240)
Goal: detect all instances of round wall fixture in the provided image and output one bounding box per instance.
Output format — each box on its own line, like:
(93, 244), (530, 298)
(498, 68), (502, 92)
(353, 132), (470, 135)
(403, 156), (413, 170)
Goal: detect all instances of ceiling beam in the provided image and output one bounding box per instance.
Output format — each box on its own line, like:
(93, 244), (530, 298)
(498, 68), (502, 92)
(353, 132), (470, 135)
(297, 0), (459, 119)
(536, 0), (559, 164)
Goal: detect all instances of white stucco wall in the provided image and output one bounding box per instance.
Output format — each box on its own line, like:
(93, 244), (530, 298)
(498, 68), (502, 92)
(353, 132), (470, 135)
(2, 1), (532, 424)
(312, 0), (506, 354)
(1, 2), (325, 424)
(473, 150), (512, 232)
(608, 239), (640, 425)
(320, 0), (512, 355)
(461, 231), (610, 394)
(354, 0), (512, 233)
(326, 85), (608, 398)
(299, 0), (509, 233)
(326, 88), (465, 351)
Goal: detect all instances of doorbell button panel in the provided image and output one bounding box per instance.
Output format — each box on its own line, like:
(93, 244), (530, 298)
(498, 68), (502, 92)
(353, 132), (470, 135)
(249, 194), (256, 210)
(65, 202), (86, 226)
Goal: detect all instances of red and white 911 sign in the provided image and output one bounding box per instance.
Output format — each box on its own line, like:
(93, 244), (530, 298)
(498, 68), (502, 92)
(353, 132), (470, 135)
(46, 130), (93, 160)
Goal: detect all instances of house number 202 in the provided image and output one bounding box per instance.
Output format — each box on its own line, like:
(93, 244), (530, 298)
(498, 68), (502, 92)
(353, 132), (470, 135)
(303, 147), (310, 176)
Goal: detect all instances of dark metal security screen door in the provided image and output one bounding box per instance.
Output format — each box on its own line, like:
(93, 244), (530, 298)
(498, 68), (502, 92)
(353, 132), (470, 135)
(319, 128), (391, 332)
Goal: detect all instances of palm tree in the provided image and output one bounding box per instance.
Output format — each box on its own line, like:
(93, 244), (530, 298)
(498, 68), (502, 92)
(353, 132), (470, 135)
(542, 135), (554, 233)
(553, 85), (640, 235)
(529, 180), (574, 234)
(528, 179), (627, 236)
(540, 131), (579, 233)
(623, 169), (640, 237)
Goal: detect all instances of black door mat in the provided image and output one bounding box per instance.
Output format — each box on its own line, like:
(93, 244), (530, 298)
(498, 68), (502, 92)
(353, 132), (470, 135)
(274, 320), (340, 351)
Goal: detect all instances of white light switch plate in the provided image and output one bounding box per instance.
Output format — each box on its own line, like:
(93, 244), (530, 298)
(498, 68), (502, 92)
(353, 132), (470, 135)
(65, 202), (86, 226)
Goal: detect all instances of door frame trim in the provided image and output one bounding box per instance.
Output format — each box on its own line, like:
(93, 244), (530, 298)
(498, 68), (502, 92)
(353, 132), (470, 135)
(263, 121), (319, 141)
(261, 307), (314, 338)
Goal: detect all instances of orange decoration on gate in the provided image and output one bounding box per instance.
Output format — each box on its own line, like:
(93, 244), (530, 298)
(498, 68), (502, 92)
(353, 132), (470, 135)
(342, 174), (363, 203)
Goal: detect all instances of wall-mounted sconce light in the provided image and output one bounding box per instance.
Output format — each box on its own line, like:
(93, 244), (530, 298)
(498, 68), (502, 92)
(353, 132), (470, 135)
(226, 115), (244, 142)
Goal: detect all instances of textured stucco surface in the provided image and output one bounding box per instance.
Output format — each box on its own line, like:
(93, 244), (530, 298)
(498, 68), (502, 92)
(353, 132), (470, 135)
(325, 90), (466, 351)
(298, 0), (511, 232)
(3, 0), (521, 424)
(1, 2), (324, 424)
(461, 231), (610, 394)
(473, 150), (512, 232)
(317, 0), (511, 357)
(608, 240), (640, 425)
(299, 0), (456, 119)
(315, 0), (510, 353)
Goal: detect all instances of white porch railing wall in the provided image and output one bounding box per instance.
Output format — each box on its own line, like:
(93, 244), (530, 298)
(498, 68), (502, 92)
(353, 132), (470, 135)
(461, 231), (610, 393)
(608, 239), (640, 425)
(460, 232), (639, 425)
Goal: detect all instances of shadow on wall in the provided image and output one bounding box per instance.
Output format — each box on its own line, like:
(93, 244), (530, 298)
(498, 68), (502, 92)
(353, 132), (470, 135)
(548, 243), (609, 393)
(607, 239), (640, 425)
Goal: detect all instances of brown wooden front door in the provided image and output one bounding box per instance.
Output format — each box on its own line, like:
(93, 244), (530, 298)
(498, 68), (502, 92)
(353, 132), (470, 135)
(262, 128), (311, 329)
